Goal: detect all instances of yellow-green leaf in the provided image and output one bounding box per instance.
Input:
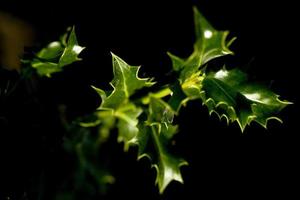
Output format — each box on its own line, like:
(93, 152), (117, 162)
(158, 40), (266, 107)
(30, 27), (85, 77)
(91, 54), (154, 149)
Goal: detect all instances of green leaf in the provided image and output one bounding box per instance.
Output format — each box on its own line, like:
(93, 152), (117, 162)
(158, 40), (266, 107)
(63, 124), (115, 196)
(30, 26), (84, 77)
(168, 81), (188, 113)
(93, 53), (154, 109)
(82, 100), (142, 150)
(168, 7), (235, 81)
(167, 52), (185, 72)
(116, 103), (142, 150)
(201, 68), (292, 131)
(137, 97), (187, 193)
(167, 72), (205, 113)
(59, 26), (85, 66)
(91, 54), (154, 148)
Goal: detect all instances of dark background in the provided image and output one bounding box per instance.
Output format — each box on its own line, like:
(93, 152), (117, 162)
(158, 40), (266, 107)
(1, 0), (299, 199)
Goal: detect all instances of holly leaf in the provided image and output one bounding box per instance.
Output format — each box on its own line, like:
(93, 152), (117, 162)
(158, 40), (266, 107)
(168, 81), (188, 113)
(167, 72), (205, 113)
(166, 7), (291, 131)
(116, 103), (142, 150)
(63, 124), (115, 196)
(137, 97), (187, 193)
(30, 26), (85, 77)
(200, 68), (292, 131)
(91, 54), (154, 148)
(168, 7), (235, 81)
(93, 53), (154, 109)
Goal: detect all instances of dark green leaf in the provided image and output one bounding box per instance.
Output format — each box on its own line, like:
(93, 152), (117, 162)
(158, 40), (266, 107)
(137, 97), (187, 193)
(168, 7), (235, 82)
(63, 124), (115, 196)
(201, 68), (292, 131)
(168, 81), (188, 113)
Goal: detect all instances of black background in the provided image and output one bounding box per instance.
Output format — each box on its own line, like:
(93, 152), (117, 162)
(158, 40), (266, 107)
(1, 0), (299, 199)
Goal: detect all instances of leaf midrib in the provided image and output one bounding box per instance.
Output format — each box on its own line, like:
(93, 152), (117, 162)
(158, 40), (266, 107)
(209, 78), (236, 106)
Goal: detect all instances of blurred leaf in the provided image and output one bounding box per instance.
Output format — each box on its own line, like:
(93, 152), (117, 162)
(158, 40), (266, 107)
(30, 27), (84, 77)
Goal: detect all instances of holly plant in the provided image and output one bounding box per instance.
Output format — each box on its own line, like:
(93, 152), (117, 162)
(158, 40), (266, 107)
(8, 6), (291, 198)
